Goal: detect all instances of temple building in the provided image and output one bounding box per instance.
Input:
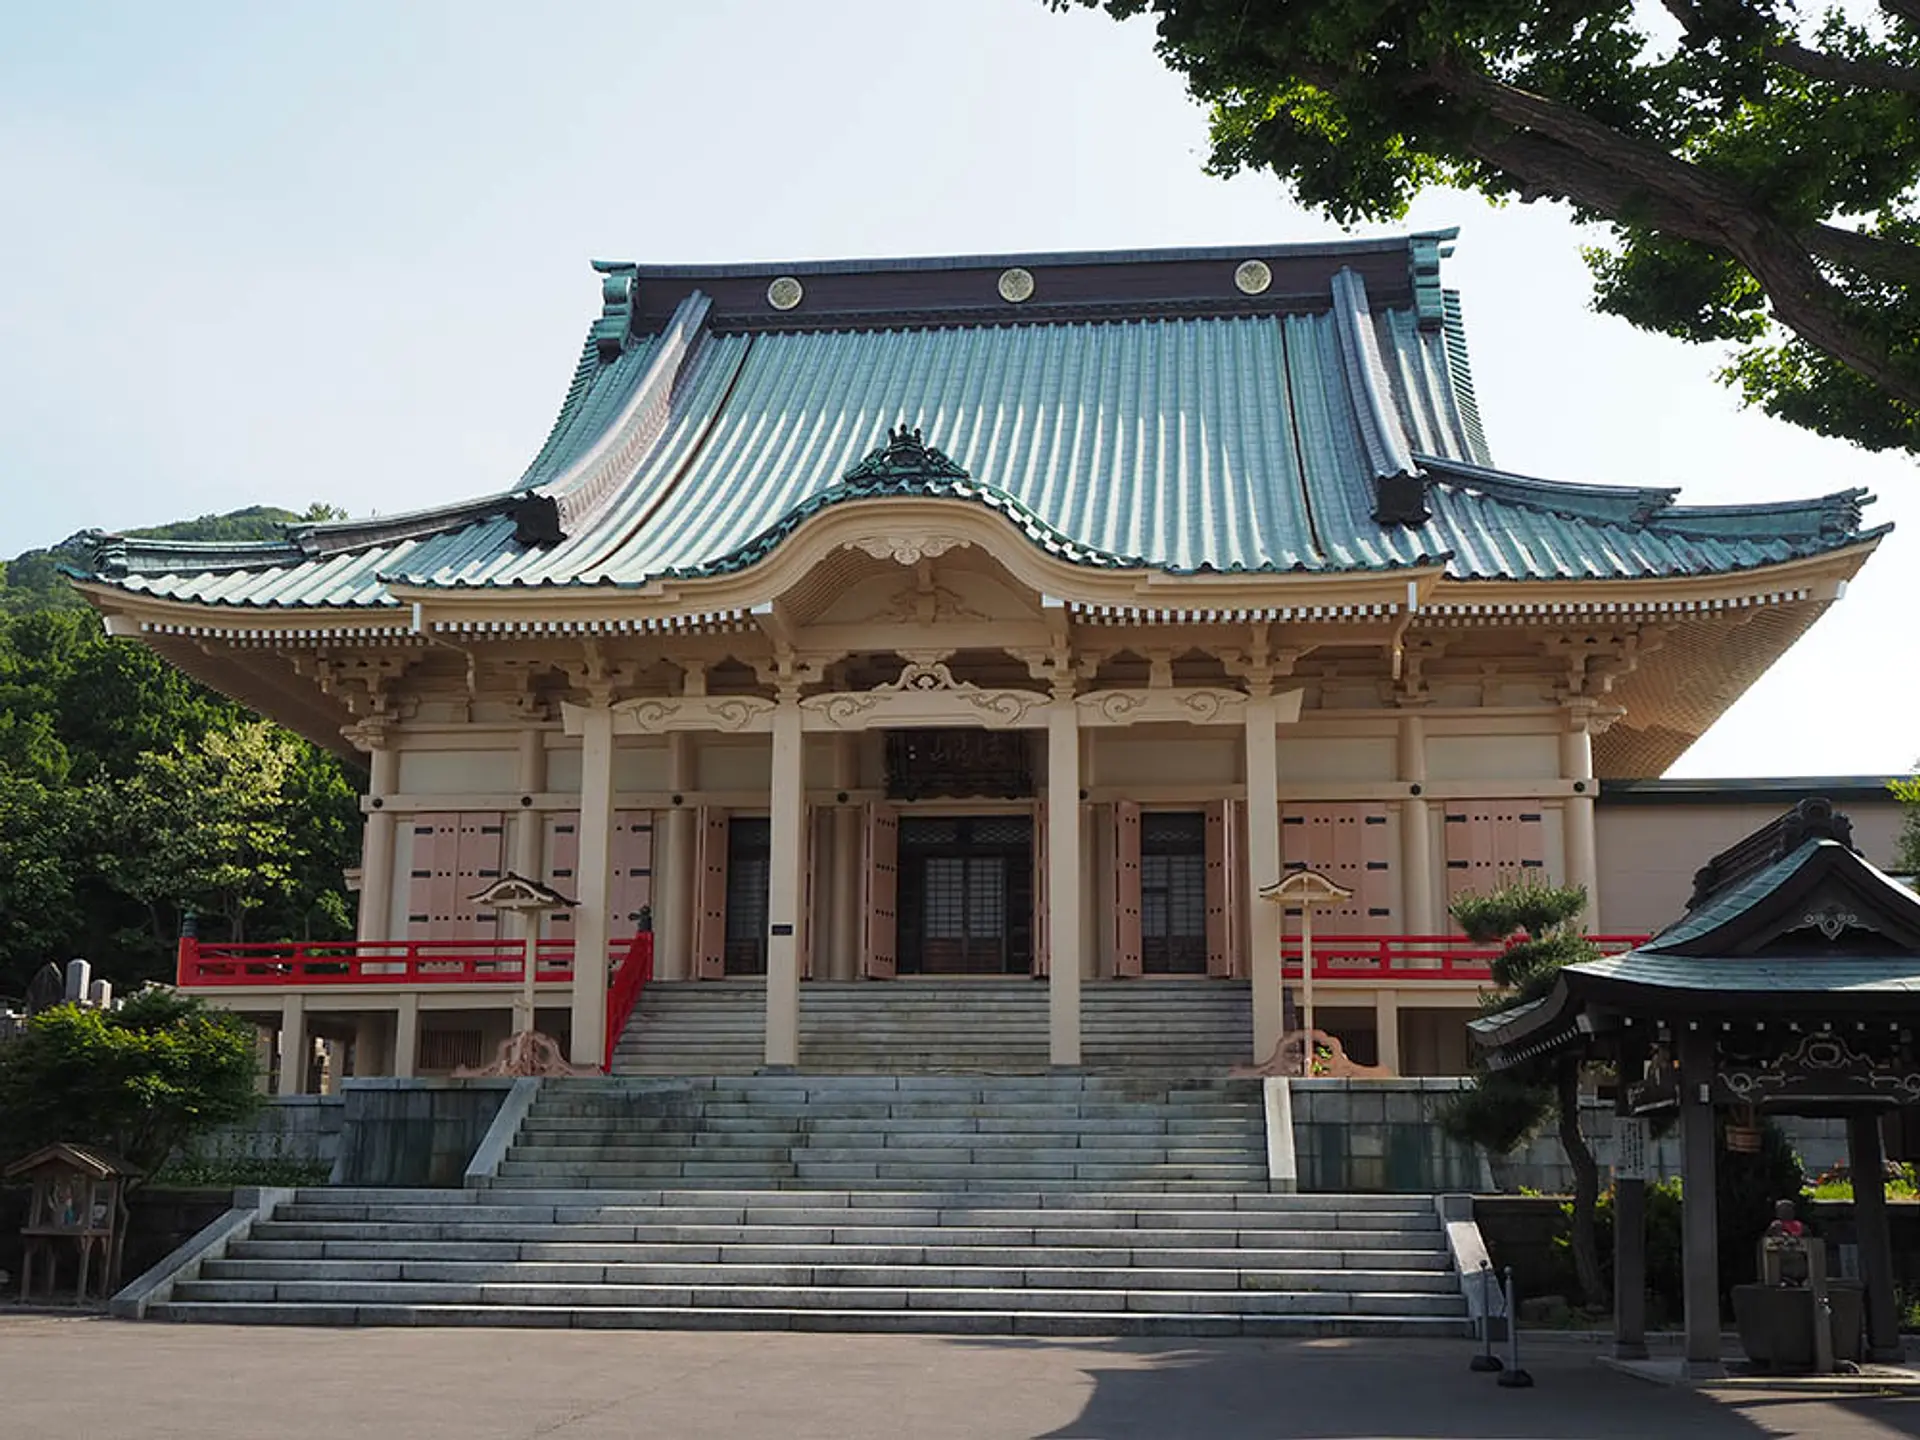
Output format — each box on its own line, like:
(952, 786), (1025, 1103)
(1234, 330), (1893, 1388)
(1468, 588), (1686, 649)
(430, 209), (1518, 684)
(72, 234), (1885, 1090)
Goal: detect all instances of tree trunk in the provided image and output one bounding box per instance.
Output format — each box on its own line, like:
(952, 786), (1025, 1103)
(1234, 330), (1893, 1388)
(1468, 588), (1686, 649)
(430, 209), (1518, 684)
(1558, 1057), (1610, 1311)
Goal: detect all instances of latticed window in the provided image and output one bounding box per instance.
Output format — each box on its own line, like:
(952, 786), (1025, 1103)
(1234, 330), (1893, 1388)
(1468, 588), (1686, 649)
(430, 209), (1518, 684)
(1141, 811), (1207, 974)
(898, 816), (1033, 974)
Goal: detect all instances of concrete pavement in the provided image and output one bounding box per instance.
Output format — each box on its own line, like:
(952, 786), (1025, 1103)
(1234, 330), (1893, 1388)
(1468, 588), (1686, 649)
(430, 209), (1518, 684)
(4, 1316), (1920, 1439)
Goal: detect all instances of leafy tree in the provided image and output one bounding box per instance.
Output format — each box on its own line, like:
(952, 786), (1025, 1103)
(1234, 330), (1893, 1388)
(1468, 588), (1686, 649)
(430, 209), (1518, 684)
(0, 989), (261, 1175)
(1892, 773), (1920, 873)
(1059, 0), (1920, 451)
(1441, 878), (1609, 1309)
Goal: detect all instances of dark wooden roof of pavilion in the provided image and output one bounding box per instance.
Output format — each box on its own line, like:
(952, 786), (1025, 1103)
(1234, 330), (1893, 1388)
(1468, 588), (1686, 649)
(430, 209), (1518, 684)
(1473, 800), (1920, 1067)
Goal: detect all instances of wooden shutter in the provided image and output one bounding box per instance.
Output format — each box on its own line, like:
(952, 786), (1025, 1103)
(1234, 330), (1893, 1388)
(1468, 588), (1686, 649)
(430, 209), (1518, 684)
(1443, 801), (1549, 919)
(405, 812), (502, 941)
(862, 803), (898, 979)
(542, 812), (580, 939)
(693, 807), (729, 979)
(1280, 803), (1394, 932)
(1112, 801), (1143, 978)
(798, 806), (816, 981)
(610, 811), (654, 938)
(1204, 799), (1240, 978)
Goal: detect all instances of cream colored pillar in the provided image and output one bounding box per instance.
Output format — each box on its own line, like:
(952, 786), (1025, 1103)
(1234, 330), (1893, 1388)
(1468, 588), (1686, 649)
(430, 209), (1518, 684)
(660, 734), (695, 981)
(829, 735), (861, 981)
(512, 728), (545, 918)
(356, 744), (399, 942)
(765, 698), (805, 1068)
(569, 700), (616, 1067)
(1374, 989), (1402, 1075)
(393, 994), (420, 1078)
(1562, 723), (1601, 925)
(351, 1013), (387, 1077)
(1244, 693), (1284, 1061)
(277, 993), (308, 1097)
(1047, 698), (1082, 1067)
(1397, 715), (1435, 934)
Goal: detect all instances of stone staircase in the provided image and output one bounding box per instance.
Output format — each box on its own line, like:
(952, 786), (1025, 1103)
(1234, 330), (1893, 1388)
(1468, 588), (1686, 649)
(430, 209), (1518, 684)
(611, 979), (1253, 1076)
(152, 1185), (1466, 1336)
(495, 1075), (1269, 1191)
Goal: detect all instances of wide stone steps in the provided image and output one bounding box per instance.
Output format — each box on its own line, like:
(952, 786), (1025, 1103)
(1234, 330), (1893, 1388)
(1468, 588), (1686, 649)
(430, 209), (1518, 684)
(496, 1075), (1267, 1193)
(151, 1187), (1466, 1337)
(614, 979), (1253, 1075)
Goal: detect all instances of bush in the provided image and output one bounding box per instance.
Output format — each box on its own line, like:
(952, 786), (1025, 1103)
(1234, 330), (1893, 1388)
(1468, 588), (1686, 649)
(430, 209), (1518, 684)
(0, 989), (261, 1176)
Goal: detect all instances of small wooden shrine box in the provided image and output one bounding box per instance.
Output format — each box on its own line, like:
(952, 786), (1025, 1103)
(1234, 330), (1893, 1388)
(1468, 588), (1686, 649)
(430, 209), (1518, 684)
(5, 1144), (138, 1302)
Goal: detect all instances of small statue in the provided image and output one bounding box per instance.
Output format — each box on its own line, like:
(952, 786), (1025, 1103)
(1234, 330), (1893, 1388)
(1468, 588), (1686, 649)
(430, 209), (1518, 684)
(1760, 1199), (1810, 1286)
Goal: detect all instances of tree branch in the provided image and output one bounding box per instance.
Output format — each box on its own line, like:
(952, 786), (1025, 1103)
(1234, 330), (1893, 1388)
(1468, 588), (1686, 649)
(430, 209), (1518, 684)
(1805, 224), (1920, 287)
(1883, 0), (1920, 30)
(1769, 40), (1920, 94)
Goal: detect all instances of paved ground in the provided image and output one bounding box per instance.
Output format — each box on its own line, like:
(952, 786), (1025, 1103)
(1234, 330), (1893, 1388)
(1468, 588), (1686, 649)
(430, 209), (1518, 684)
(6, 1316), (1920, 1439)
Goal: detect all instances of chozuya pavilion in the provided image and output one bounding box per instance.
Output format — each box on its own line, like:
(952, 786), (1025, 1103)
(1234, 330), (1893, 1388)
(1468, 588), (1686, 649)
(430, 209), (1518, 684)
(72, 234), (1883, 1086)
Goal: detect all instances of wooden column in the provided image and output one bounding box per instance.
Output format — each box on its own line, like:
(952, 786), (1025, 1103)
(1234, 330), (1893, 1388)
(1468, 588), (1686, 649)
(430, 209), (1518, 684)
(1679, 1024), (1722, 1372)
(1561, 723), (1600, 923)
(277, 994), (308, 1097)
(1849, 1112), (1902, 1361)
(765, 697), (805, 1068)
(511, 730), (545, 935)
(1614, 1176), (1649, 1359)
(356, 744), (399, 942)
(830, 735), (861, 981)
(569, 700), (616, 1067)
(1047, 697), (1082, 1067)
(1397, 715), (1434, 934)
(393, 993), (419, 1079)
(659, 734), (696, 981)
(1245, 693), (1284, 1062)
(1373, 989), (1401, 1075)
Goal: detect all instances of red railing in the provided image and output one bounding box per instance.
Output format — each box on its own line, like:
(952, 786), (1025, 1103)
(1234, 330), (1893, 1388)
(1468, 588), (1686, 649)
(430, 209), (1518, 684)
(1277, 932), (1646, 982)
(175, 936), (640, 988)
(604, 934), (655, 1073)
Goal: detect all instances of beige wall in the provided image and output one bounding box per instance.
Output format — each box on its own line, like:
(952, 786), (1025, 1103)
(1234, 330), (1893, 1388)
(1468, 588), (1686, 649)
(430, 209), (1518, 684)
(1595, 795), (1905, 936)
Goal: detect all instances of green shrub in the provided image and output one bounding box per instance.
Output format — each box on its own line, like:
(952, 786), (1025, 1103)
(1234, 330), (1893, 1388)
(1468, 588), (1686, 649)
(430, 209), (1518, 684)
(0, 989), (261, 1175)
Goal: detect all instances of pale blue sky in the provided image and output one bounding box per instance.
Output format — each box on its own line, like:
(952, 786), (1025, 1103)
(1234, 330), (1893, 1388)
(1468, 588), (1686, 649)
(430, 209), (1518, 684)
(1, 1), (1911, 777)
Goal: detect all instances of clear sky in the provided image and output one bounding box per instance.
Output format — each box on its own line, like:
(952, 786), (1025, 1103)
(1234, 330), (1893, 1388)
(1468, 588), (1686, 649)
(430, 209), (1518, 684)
(1, 0), (1911, 779)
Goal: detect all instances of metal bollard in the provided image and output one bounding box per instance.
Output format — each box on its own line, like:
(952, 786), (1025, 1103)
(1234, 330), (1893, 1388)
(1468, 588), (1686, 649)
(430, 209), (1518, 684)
(1496, 1266), (1534, 1388)
(1469, 1262), (1504, 1372)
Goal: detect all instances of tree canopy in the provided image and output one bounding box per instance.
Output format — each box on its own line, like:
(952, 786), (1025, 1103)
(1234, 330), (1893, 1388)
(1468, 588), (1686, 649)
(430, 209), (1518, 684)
(0, 506), (359, 999)
(1061, 0), (1920, 452)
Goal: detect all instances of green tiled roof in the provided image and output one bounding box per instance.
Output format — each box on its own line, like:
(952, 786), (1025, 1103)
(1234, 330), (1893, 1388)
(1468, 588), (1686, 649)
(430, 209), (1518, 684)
(75, 236), (1885, 610)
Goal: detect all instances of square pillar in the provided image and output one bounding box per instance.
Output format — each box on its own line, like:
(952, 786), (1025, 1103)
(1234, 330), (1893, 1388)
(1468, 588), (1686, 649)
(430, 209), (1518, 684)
(660, 734), (696, 982)
(1848, 1112), (1902, 1361)
(569, 700), (616, 1068)
(1613, 1175), (1649, 1359)
(1678, 1024), (1722, 1373)
(356, 744), (399, 943)
(393, 994), (419, 1079)
(1244, 693), (1283, 1061)
(1373, 990), (1401, 1075)
(765, 699), (805, 1068)
(277, 994), (308, 1097)
(1047, 698), (1082, 1067)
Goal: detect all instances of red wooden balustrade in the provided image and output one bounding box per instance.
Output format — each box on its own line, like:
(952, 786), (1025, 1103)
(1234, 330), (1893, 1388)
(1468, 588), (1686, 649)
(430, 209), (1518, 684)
(603, 933), (655, 1073)
(1278, 933), (1647, 982)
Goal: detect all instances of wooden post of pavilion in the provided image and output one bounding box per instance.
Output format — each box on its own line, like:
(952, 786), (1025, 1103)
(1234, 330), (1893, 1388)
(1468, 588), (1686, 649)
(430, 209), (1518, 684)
(458, 874), (595, 1078)
(1259, 870), (1353, 1077)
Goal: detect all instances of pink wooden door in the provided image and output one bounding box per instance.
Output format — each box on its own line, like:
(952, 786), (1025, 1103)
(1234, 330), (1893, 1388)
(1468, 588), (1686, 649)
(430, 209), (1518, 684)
(693, 807), (729, 979)
(1443, 801), (1548, 918)
(1112, 801), (1143, 978)
(1281, 803), (1394, 931)
(542, 812), (580, 940)
(405, 813), (456, 942)
(1204, 799), (1240, 978)
(453, 813), (505, 939)
(610, 811), (654, 938)
(1031, 801), (1050, 978)
(862, 804), (898, 979)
